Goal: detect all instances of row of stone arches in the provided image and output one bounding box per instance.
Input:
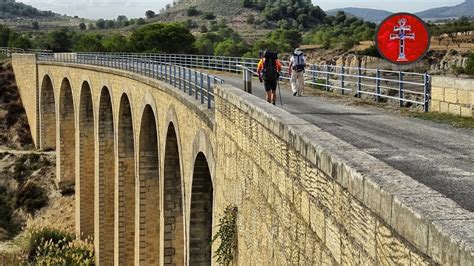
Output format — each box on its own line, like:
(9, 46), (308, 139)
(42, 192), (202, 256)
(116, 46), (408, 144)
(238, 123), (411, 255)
(39, 74), (214, 265)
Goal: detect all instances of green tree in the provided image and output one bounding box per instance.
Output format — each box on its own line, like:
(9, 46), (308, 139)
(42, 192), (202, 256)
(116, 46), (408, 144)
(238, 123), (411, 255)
(202, 12), (216, 20)
(136, 18), (146, 25)
(268, 29), (302, 52)
(214, 39), (249, 56)
(32, 21), (39, 30)
(0, 24), (12, 47)
(186, 6), (199, 16)
(9, 34), (32, 49)
(242, 0), (253, 8)
(105, 20), (115, 29)
(145, 10), (155, 19)
(129, 23), (195, 53)
(116, 15), (128, 27)
(200, 24), (208, 33)
(194, 36), (215, 55)
(102, 34), (129, 52)
(74, 34), (105, 52)
(45, 28), (75, 52)
(464, 52), (474, 75)
(246, 14), (255, 24)
(79, 22), (86, 30)
(96, 19), (106, 29)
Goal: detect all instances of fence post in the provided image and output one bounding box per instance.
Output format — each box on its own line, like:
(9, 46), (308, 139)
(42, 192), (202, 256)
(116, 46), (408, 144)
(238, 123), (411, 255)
(196, 71), (200, 100)
(188, 69), (193, 95)
(207, 75), (212, 108)
(243, 68), (252, 94)
(376, 69), (381, 102)
(341, 66), (345, 95)
(200, 73), (204, 104)
(311, 65), (316, 89)
(173, 65), (177, 87)
(193, 70), (197, 97)
(424, 73), (430, 112)
(179, 66), (182, 90)
(357, 67), (362, 98)
(399, 71), (404, 107)
(325, 65), (330, 92)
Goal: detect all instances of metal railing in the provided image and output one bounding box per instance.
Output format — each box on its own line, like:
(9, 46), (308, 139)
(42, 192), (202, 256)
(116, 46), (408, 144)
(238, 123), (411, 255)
(36, 53), (225, 109)
(33, 52), (431, 111)
(1, 47), (52, 57)
(150, 53), (431, 112)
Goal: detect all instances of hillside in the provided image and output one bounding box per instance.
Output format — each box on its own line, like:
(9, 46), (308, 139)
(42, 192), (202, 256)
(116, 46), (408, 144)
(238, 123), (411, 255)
(165, 0), (243, 16)
(0, 0), (57, 19)
(416, 0), (474, 19)
(0, 60), (74, 259)
(326, 8), (392, 23)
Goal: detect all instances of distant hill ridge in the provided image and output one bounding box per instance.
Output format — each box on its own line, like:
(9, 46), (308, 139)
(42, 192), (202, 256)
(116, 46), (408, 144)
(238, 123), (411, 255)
(326, 7), (392, 23)
(415, 0), (474, 19)
(326, 0), (473, 23)
(0, 0), (57, 19)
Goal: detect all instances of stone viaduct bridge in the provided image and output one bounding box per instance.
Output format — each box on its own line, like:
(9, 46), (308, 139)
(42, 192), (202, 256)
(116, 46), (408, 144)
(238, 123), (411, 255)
(12, 54), (473, 265)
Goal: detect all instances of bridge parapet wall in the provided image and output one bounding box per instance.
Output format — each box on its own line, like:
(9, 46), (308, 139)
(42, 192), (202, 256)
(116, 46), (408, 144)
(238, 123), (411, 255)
(214, 84), (473, 265)
(431, 76), (474, 117)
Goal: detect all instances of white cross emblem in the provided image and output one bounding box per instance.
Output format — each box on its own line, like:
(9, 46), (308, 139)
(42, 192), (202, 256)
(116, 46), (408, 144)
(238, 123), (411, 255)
(389, 18), (416, 62)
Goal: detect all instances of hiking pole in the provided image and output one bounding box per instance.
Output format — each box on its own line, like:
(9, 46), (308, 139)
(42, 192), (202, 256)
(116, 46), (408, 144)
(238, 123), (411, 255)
(278, 78), (283, 107)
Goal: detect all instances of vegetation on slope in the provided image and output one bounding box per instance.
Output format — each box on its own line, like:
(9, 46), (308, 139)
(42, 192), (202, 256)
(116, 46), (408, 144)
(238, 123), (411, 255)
(303, 11), (376, 50)
(0, 0), (56, 19)
(242, 0), (326, 29)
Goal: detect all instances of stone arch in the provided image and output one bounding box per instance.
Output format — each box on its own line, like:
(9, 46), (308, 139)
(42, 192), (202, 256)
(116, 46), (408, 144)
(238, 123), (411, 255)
(39, 75), (56, 150)
(191, 129), (216, 184)
(163, 121), (184, 265)
(58, 78), (75, 187)
(77, 81), (94, 238)
(117, 93), (135, 265)
(97, 86), (115, 265)
(189, 152), (213, 265)
(138, 105), (160, 265)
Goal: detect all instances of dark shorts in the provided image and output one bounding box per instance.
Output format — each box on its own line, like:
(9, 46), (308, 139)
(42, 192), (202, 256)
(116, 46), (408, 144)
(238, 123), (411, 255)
(264, 79), (277, 92)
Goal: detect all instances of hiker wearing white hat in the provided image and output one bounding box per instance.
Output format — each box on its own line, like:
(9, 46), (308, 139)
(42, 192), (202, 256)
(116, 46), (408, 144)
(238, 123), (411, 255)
(289, 48), (306, 96)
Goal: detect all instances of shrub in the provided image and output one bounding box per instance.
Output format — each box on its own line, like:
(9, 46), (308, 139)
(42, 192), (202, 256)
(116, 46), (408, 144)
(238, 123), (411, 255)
(202, 12), (216, 20)
(26, 226), (94, 264)
(0, 185), (14, 233)
(246, 14), (255, 25)
(200, 25), (208, 33)
(186, 6), (199, 16)
(5, 104), (25, 127)
(26, 226), (74, 260)
(15, 182), (48, 214)
(11, 154), (52, 183)
(465, 52), (474, 76)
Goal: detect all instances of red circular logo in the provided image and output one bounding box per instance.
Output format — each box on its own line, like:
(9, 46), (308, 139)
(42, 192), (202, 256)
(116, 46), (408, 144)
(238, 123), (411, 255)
(376, 13), (430, 65)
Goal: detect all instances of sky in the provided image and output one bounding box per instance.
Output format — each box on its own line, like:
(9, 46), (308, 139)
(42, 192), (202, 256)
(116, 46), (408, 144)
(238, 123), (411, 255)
(19, 0), (466, 19)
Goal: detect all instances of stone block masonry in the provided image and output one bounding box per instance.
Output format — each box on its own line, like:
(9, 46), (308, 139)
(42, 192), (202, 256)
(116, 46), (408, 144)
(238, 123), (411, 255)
(430, 76), (474, 117)
(11, 54), (473, 265)
(214, 83), (473, 265)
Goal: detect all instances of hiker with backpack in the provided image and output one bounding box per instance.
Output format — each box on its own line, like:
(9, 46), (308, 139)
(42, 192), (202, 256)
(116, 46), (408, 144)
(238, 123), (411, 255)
(289, 48), (306, 96)
(257, 50), (283, 105)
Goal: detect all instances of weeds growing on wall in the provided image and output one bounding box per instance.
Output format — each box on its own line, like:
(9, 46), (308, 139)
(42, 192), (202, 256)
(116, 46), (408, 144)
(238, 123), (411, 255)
(212, 205), (238, 265)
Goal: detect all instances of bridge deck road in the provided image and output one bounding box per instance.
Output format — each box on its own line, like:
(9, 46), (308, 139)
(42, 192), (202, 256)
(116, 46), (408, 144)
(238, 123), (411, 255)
(215, 72), (474, 212)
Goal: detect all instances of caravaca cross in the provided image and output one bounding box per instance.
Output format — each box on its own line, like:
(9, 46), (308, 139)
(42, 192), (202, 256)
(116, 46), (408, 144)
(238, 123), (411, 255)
(389, 18), (415, 62)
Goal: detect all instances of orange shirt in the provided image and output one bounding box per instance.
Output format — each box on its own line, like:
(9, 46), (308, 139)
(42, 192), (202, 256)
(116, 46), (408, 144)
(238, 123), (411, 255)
(257, 58), (283, 74)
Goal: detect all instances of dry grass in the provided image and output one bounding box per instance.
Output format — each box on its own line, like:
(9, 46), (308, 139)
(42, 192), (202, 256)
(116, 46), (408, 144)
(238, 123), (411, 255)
(404, 111), (474, 128)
